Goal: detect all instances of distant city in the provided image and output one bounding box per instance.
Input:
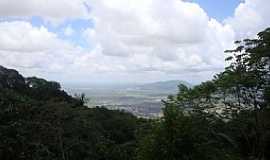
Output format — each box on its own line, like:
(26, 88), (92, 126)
(65, 80), (191, 118)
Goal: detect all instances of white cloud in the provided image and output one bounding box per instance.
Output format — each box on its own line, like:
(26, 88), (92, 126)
(84, 0), (235, 78)
(79, 0), (270, 83)
(0, 21), (73, 52)
(64, 26), (74, 37)
(0, 0), (270, 83)
(0, 0), (89, 23)
(0, 21), (81, 78)
(225, 0), (270, 38)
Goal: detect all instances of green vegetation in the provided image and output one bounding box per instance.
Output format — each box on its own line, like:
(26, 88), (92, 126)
(0, 28), (270, 160)
(137, 28), (270, 160)
(0, 68), (140, 160)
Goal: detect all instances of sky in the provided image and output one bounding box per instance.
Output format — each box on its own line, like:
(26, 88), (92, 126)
(192, 0), (241, 20)
(0, 0), (269, 85)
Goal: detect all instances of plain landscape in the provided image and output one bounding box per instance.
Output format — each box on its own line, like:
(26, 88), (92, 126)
(65, 80), (191, 117)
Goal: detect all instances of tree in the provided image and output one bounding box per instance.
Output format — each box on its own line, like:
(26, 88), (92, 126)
(137, 28), (270, 160)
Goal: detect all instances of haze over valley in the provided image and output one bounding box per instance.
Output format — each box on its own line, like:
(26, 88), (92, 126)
(65, 80), (191, 117)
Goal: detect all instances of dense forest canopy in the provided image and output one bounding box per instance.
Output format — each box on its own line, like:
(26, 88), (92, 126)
(0, 28), (270, 160)
(137, 28), (270, 160)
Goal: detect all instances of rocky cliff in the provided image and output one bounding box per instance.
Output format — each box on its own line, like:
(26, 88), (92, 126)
(0, 65), (26, 90)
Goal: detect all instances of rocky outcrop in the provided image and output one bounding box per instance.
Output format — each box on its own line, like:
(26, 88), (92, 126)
(0, 65), (79, 103)
(0, 65), (26, 90)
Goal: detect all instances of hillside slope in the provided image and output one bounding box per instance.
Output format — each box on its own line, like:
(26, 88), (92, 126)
(0, 66), (140, 160)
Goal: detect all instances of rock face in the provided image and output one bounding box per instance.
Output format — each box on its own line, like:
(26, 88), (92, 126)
(0, 66), (26, 90)
(0, 65), (79, 103)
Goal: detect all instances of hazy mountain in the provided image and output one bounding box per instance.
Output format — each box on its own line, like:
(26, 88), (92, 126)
(135, 80), (192, 93)
(64, 80), (191, 94)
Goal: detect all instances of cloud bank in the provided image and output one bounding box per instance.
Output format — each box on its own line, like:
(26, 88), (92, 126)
(0, 0), (89, 23)
(0, 0), (269, 83)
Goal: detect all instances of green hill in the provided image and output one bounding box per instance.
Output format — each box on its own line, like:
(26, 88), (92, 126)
(0, 65), (141, 160)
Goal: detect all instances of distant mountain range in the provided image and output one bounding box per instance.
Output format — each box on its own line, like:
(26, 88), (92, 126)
(65, 80), (192, 94)
(134, 80), (192, 93)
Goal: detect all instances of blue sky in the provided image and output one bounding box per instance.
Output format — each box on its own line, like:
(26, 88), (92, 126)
(29, 0), (242, 50)
(192, 0), (241, 21)
(30, 16), (93, 48)
(0, 0), (269, 84)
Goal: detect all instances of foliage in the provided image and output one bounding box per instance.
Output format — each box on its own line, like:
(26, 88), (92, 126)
(0, 72), (140, 160)
(137, 28), (270, 160)
(0, 28), (270, 160)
